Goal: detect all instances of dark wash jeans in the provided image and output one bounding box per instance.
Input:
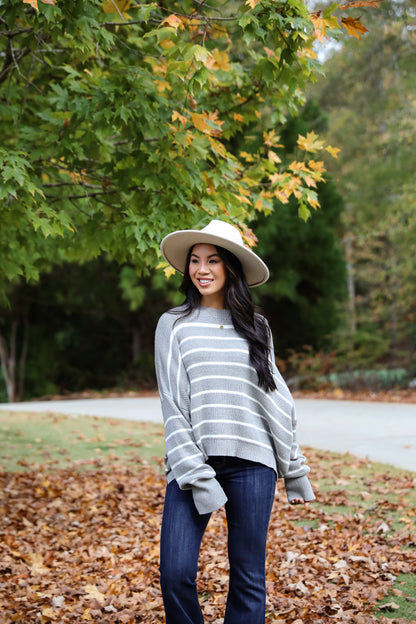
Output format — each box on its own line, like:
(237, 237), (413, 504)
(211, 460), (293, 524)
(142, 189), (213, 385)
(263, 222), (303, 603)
(159, 457), (277, 624)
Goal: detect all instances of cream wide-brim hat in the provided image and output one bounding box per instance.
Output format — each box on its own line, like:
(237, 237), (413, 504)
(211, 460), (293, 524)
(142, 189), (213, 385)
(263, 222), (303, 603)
(160, 219), (269, 287)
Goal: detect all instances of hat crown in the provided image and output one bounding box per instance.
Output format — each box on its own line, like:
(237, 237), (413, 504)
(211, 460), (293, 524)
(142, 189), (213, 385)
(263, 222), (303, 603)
(201, 220), (244, 247)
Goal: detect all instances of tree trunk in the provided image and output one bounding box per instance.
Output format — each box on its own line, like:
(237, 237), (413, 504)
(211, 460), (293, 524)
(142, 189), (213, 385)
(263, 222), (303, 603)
(0, 319), (28, 402)
(0, 324), (17, 402)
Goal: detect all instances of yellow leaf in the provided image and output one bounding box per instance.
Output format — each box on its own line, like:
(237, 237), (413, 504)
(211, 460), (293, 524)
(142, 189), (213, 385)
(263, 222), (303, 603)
(83, 584), (106, 605)
(341, 16), (368, 39)
(23, 0), (38, 9)
(304, 175), (317, 188)
(308, 160), (325, 172)
(162, 14), (185, 31)
(156, 80), (170, 93)
(310, 14), (338, 43)
(268, 150), (282, 164)
(102, 0), (131, 15)
(164, 266), (176, 279)
(191, 112), (210, 134)
(245, 0), (261, 8)
(234, 194), (251, 205)
(326, 145), (341, 158)
(242, 227), (258, 248)
(208, 137), (227, 157)
(290, 160), (308, 173)
(159, 38), (175, 50)
(172, 110), (189, 127)
(263, 130), (282, 148)
(240, 151), (255, 162)
(205, 49), (230, 71)
(297, 131), (325, 153)
(274, 189), (290, 204)
(191, 111), (223, 137)
(233, 113), (244, 122)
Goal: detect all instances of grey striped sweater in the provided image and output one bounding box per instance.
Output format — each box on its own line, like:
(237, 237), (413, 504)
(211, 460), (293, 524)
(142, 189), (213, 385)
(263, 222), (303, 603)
(155, 305), (315, 514)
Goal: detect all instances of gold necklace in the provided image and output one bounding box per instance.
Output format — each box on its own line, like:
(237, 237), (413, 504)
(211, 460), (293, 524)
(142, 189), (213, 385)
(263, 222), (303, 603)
(204, 307), (230, 329)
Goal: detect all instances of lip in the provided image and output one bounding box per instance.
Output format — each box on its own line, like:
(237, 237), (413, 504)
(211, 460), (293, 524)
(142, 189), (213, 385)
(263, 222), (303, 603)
(197, 278), (213, 287)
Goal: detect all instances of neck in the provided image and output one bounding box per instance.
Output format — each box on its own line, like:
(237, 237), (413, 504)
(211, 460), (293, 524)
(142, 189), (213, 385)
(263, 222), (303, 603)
(200, 294), (226, 310)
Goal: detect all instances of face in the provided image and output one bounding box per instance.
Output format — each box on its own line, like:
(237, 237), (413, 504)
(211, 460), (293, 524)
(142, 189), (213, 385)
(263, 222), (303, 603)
(188, 243), (227, 307)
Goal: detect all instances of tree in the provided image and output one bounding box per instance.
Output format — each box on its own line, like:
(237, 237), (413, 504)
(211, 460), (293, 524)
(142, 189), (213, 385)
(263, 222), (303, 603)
(309, 0), (416, 372)
(0, 0), (380, 399)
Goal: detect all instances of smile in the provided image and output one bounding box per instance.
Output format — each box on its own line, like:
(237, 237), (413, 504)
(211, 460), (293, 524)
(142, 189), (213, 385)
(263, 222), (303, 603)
(198, 279), (213, 286)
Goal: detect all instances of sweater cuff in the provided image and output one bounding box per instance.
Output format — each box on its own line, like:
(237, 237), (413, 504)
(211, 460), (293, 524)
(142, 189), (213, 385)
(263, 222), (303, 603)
(284, 475), (315, 504)
(192, 478), (228, 515)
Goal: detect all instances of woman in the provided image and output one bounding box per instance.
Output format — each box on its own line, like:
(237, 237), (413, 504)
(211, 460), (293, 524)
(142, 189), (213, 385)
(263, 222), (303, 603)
(155, 219), (315, 624)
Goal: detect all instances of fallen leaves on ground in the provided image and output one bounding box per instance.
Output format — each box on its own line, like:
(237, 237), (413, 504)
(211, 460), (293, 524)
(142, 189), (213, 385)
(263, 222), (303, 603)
(0, 451), (415, 624)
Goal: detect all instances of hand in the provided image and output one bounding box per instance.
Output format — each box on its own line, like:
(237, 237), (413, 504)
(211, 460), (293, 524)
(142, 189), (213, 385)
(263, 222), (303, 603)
(290, 498), (311, 507)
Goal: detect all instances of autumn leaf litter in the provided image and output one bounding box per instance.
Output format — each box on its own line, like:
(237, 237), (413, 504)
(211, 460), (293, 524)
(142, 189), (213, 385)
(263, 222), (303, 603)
(0, 450), (415, 624)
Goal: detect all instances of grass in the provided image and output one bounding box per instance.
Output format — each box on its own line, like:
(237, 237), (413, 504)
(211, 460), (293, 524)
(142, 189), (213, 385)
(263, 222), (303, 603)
(0, 409), (415, 621)
(378, 574), (416, 620)
(0, 409), (165, 471)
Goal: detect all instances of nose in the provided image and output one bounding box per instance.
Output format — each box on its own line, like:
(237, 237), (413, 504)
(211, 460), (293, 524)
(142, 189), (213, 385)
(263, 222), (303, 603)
(197, 262), (210, 274)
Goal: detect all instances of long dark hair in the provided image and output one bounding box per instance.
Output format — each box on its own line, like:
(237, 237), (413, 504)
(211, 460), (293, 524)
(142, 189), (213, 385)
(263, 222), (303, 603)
(178, 245), (277, 392)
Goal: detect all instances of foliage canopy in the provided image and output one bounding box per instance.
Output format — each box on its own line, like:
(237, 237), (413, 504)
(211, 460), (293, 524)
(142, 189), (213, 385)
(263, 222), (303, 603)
(0, 0), (377, 289)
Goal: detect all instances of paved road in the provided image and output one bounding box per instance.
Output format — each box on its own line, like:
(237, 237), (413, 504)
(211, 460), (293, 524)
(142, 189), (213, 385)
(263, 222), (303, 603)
(1, 397), (415, 472)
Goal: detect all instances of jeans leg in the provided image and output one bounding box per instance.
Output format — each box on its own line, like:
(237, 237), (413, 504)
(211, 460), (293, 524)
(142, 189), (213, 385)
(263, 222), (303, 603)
(220, 462), (276, 624)
(160, 480), (211, 624)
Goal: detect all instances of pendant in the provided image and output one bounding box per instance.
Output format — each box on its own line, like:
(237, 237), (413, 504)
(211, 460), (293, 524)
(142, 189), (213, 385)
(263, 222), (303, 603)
(219, 325), (224, 329)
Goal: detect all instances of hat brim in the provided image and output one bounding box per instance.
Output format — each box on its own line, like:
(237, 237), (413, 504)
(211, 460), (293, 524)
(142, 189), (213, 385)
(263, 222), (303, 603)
(160, 229), (269, 287)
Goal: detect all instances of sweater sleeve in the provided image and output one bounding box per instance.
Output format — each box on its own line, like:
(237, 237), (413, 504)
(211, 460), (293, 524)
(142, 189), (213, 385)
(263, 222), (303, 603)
(283, 403), (316, 503)
(155, 313), (228, 515)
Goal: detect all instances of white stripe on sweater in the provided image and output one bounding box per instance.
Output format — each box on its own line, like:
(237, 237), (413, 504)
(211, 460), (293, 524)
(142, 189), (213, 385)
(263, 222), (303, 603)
(192, 389), (293, 438)
(192, 375), (293, 421)
(191, 403), (292, 444)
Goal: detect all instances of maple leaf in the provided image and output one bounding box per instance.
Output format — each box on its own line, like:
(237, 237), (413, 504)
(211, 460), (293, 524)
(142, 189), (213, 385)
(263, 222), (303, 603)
(263, 130), (283, 148)
(245, 0), (261, 8)
(191, 111), (223, 137)
(297, 131), (325, 153)
(308, 159), (325, 172)
(341, 16), (368, 39)
(326, 145), (341, 158)
(310, 15), (338, 43)
(268, 150), (282, 164)
(172, 110), (189, 128)
(242, 227), (258, 248)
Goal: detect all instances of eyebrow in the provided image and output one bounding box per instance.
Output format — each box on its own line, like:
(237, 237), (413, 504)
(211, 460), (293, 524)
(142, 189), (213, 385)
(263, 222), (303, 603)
(190, 252), (220, 259)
